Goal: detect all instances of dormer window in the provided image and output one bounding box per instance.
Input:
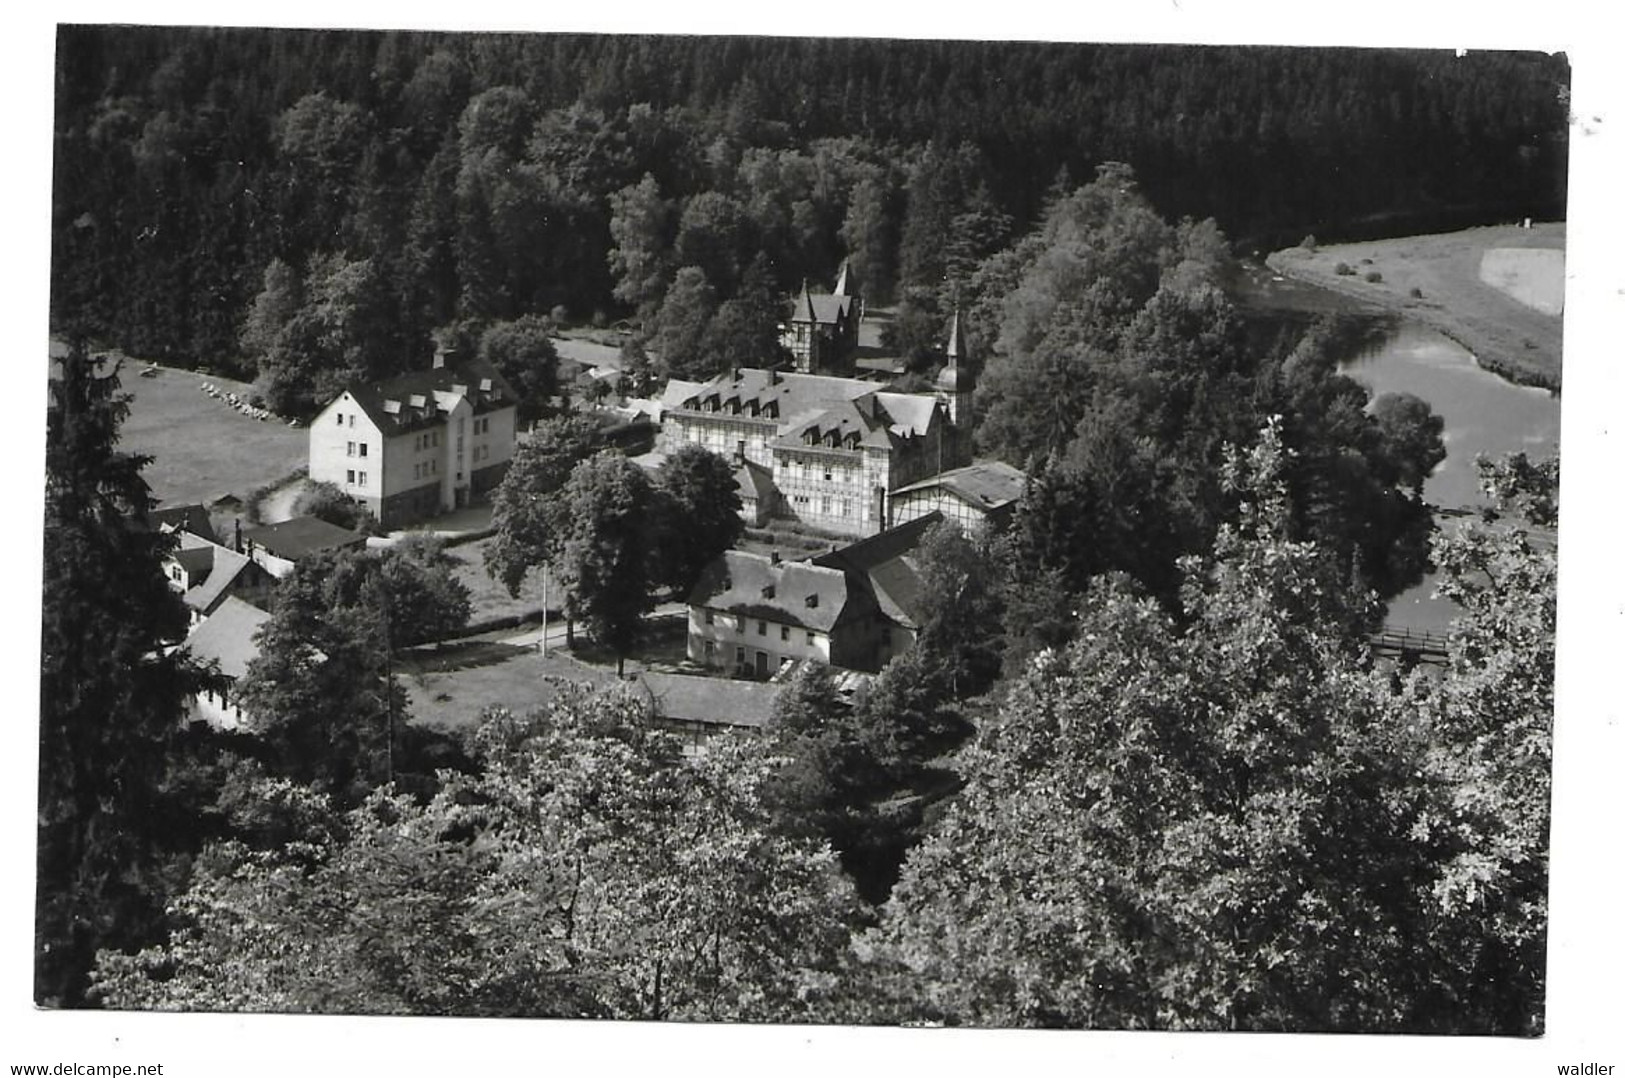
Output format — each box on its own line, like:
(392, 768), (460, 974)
(762, 584), (776, 600)
(805, 593), (819, 609)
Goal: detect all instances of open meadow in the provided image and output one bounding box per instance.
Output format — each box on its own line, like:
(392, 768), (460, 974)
(48, 345), (309, 510)
(1267, 223), (1565, 389)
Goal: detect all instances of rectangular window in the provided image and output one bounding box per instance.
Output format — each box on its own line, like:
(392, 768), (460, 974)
(735, 647), (746, 667)
(359, 443), (368, 458)
(780, 626), (789, 642)
(806, 631), (816, 646)
(346, 441), (355, 457)
(357, 471), (367, 487)
(348, 414), (355, 428)
(346, 469), (355, 484)
(705, 610), (715, 625)
(335, 413), (343, 425)
(758, 620), (767, 636)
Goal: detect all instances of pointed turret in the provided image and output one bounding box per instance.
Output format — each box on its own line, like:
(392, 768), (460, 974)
(833, 259), (852, 296)
(792, 279), (817, 324)
(935, 307), (971, 426)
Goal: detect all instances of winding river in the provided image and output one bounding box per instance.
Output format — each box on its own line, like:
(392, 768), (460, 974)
(1235, 263), (1561, 632)
(1341, 321), (1560, 631)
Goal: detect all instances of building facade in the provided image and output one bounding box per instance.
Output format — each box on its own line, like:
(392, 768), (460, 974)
(309, 351), (518, 527)
(888, 459), (1028, 532)
(781, 264), (862, 375)
(686, 513), (943, 677)
(660, 368), (970, 538)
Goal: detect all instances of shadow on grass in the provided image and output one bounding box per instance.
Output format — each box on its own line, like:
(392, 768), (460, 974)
(405, 639), (530, 673)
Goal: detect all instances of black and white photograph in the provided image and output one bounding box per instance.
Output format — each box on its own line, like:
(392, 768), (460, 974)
(10, 3), (1621, 1074)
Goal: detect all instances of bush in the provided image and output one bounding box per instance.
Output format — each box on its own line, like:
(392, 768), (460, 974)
(1365, 271), (1384, 283)
(1409, 287), (1424, 299)
(292, 480), (379, 534)
(1334, 262), (1355, 276)
(1300, 234), (1318, 251)
(550, 304), (570, 326)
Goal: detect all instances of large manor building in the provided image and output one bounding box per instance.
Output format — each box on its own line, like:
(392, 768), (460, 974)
(659, 312), (974, 538)
(308, 350), (519, 527)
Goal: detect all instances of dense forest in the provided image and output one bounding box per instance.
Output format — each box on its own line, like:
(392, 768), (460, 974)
(51, 27), (1567, 393)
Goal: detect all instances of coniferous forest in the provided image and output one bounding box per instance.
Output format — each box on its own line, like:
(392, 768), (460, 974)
(41, 25), (1567, 1041)
(51, 27), (1567, 382)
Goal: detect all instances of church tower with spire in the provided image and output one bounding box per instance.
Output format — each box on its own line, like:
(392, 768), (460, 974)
(935, 306), (972, 428)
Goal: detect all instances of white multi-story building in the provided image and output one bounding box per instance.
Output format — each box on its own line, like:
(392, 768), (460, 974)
(309, 350), (518, 527)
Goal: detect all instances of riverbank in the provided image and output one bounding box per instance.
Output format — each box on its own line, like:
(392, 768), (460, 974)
(1266, 224), (1564, 392)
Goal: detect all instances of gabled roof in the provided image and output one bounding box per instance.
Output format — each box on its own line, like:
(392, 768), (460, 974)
(735, 458), (776, 502)
(172, 543), (215, 580)
(891, 460), (1029, 512)
(184, 596), (272, 680)
(241, 516), (368, 561)
(812, 512), (945, 630)
(171, 532), (258, 615)
(638, 672), (780, 729)
(687, 550), (863, 633)
(789, 282), (858, 327)
(330, 356), (518, 437)
(775, 392), (941, 455)
(669, 368), (875, 426)
(152, 503), (217, 544)
(872, 392), (940, 437)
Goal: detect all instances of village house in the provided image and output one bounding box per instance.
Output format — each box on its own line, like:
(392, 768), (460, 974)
(162, 528), (277, 627)
(888, 459), (1028, 532)
(239, 515), (370, 579)
(308, 349), (519, 527)
(780, 263), (862, 375)
(685, 512), (945, 677)
(182, 595), (273, 731)
(686, 550), (872, 678)
(633, 671), (782, 754)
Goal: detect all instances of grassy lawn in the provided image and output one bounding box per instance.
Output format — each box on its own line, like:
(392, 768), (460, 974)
(1266, 223), (1565, 389)
(400, 613), (695, 732)
(401, 639), (614, 732)
(447, 538), (553, 623)
(86, 357), (308, 510)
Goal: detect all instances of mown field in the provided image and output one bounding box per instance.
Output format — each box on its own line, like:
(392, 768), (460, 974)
(50, 345), (308, 510)
(401, 640), (612, 732)
(1267, 223), (1566, 389)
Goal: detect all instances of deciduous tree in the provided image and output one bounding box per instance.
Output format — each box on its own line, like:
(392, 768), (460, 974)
(483, 414), (601, 596)
(653, 443), (744, 597)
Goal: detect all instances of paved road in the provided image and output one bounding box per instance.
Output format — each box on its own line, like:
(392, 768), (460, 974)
(504, 601), (688, 651)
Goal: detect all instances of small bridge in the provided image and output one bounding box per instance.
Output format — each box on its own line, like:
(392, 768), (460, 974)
(1369, 626), (1450, 663)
